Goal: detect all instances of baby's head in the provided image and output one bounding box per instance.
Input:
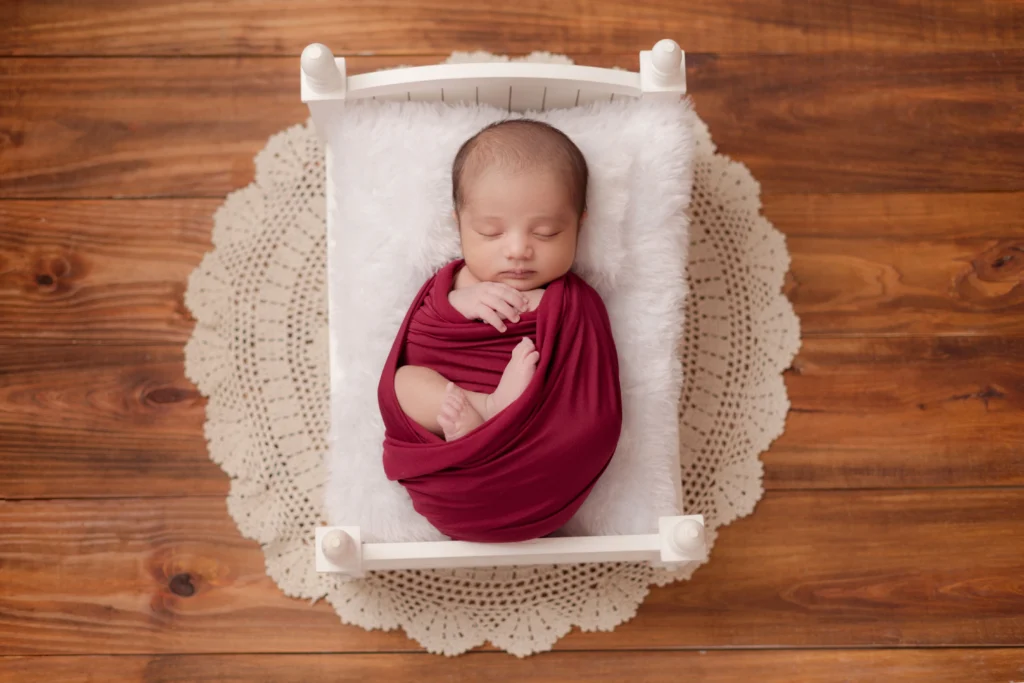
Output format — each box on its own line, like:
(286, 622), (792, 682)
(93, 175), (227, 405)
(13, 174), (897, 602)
(452, 119), (588, 291)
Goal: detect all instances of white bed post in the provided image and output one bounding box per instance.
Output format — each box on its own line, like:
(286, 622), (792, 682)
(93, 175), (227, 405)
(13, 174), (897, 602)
(639, 39), (687, 99)
(300, 43), (347, 140)
(319, 527), (364, 577)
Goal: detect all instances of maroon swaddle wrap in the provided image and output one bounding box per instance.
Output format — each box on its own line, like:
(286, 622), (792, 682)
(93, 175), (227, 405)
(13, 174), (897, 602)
(378, 260), (622, 542)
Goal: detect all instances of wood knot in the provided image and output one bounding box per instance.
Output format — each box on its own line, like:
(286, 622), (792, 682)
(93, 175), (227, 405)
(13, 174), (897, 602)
(50, 256), (71, 278)
(144, 386), (194, 405)
(972, 242), (1024, 283)
(168, 573), (196, 597)
(949, 386), (1006, 410)
(33, 255), (73, 291)
(0, 128), (25, 150)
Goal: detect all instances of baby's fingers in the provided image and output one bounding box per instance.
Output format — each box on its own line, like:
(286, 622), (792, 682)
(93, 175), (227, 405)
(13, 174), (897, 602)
(476, 306), (507, 333)
(490, 283), (529, 311)
(484, 295), (520, 323)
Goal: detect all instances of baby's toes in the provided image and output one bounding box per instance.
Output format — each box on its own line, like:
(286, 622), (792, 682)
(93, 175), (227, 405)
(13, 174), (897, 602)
(512, 338), (534, 360)
(439, 399), (458, 421)
(452, 389), (468, 409)
(437, 412), (456, 436)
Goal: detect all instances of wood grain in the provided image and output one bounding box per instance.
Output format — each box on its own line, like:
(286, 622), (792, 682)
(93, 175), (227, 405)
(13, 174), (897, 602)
(0, 200), (212, 344)
(787, 236), (1024, 337)
(693, 50), (1024, 194)
(2, 335), (1022, 499)
(2, 0), (1021, 56)
(0, 57), (429, 199)
(2, 650), (1022, 682)
(2, 199), (1021, 347)
(2, 52), (1022, 198)
(764, 192), (1024, 240)
(0, 345), (223, 500)
(1, 490), (1021, 655)
(771, 336), (1024, 489)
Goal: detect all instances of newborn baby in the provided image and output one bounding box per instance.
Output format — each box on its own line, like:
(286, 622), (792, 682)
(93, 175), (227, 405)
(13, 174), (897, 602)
(378, 117), (621, 541)
(393, 119), (589, 441)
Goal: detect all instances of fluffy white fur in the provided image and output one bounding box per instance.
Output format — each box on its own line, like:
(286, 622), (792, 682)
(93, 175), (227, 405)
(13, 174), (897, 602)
(324, 98), (694, 541)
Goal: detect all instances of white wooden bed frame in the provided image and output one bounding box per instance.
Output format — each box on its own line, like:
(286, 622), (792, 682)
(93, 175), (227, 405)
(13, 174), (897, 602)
(302, 39), (704, 577)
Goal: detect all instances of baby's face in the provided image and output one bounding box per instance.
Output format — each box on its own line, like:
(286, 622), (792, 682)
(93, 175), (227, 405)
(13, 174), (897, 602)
(456, 166), (581, 292)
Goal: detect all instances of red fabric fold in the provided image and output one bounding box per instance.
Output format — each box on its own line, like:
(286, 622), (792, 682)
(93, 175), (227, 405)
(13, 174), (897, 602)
(378, 260), (623, 542)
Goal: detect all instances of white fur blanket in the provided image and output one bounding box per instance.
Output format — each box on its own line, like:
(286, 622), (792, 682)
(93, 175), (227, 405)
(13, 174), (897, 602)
(324, 98), (694, 541)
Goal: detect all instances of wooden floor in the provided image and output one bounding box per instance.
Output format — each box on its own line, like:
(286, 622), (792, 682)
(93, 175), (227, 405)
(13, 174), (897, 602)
(1, 2), (1022, 681)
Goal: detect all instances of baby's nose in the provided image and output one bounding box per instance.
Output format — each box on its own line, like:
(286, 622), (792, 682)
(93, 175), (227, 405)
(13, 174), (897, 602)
(505, 235), (531, 258)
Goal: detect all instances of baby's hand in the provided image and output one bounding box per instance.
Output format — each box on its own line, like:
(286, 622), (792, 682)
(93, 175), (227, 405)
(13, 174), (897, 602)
(521, 288), (544, 313)
(449, 282), (529, 333)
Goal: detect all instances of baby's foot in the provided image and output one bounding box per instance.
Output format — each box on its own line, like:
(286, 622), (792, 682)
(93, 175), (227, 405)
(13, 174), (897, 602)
(485, 338), (540, 419)
(437, 383), (485, 441)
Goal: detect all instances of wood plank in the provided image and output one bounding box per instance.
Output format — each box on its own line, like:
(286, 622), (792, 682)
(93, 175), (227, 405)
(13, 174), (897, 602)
(693, 51), (1024, 194)
(0, 497), (421, 655)
(2, 650), (1023, 682)
(1, 0), (1021, 56)
(0, 57), (429, 199)
(1, 490), (1021, 654)
(770, 336), (1024, 489)
(2, 52), (1022, 198)
(2, 335), (1022, 499)
(0, 200), (212, 345)
(764, 192), (1024, 240)
(787, 236), (1024, 337)
(0, 345), (223, 500)
(0, 64), (275, 200)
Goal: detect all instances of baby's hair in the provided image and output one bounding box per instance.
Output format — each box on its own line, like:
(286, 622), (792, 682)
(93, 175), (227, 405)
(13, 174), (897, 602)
(452, 119), (588, 219)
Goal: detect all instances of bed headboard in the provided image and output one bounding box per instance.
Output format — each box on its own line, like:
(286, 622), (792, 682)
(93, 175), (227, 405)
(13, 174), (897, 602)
(300, 40), (686, 134)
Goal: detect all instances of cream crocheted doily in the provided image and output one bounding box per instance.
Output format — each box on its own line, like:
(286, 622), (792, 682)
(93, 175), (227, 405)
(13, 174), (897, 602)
(184, 52), (801, 657)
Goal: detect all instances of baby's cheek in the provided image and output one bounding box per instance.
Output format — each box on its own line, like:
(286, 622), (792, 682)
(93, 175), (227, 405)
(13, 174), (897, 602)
(460, 242), (488, 271)
(549, 242), (577, 273)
